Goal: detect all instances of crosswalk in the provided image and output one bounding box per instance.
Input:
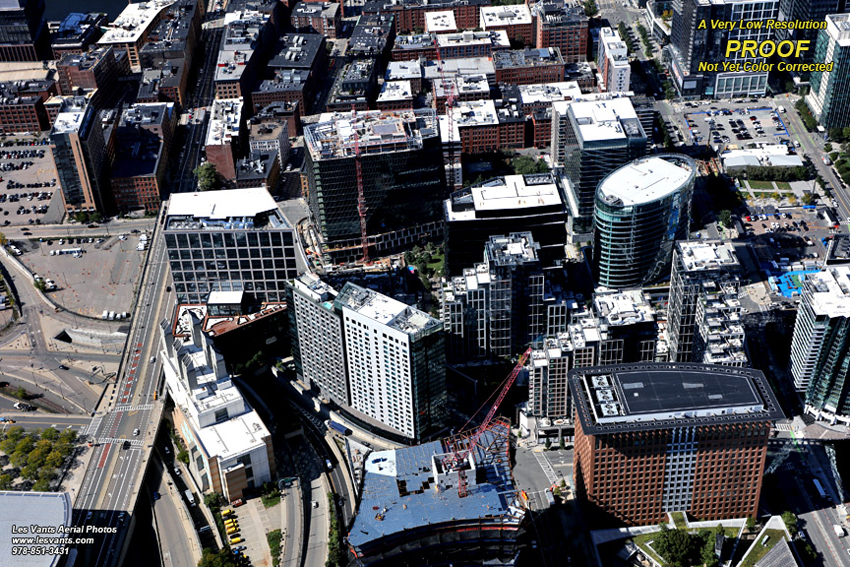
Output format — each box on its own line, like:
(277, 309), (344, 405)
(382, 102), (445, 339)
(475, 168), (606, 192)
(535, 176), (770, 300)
(112, 404), (154, 412)
(98, 437), (144, 447)
(85, 415), (104, 437)
(533, 451), (559, 485)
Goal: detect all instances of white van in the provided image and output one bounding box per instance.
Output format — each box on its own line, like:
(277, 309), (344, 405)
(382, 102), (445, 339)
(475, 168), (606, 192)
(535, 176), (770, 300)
(108, 311), (115, 320)
(102, 310), (109, 319)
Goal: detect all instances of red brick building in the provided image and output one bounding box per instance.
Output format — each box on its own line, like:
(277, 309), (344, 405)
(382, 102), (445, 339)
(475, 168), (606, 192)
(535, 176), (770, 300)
(362, 0), (490, 34)
(570, 364), (782, 527)
(493, 47), (565, 85)
(534, 2), (588, 64)
(0, 79), (56, 134)
(57, 46), (124, 97)
(110, 131), (167, 212)
(291, 2), (341, 38)
(454, 99), (527, 153)
(479, 5), (534, 46)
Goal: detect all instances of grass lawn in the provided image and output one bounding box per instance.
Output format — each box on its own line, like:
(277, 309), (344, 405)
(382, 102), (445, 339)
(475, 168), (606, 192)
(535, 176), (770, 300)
(671, 512), (687, 529)
(742, 530), (786, 567)
(426, 251), (444, 275)
(775, 181), (793, 191)
(261, 492), (280, 508)
(748, 180), (775, 190)
(632, 533), (665, 565)
(267, 529), (281, 567)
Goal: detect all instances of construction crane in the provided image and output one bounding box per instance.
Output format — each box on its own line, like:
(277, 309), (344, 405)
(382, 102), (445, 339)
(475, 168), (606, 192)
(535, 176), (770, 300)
(351, 105), (369, 263)
(442, 347), (532, 497)
(432, 37), (458, 191)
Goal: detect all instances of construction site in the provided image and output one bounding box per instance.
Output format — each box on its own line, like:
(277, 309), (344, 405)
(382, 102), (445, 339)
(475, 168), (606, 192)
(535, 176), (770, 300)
(347, 418), (528, 566)
(302, 109), (447, 265)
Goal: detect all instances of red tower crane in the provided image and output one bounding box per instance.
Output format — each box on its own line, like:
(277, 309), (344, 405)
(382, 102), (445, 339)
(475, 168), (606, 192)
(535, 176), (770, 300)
(442, 347), (532, 497)
(432, 37), (458, 191)
(351, 105), (369, 263)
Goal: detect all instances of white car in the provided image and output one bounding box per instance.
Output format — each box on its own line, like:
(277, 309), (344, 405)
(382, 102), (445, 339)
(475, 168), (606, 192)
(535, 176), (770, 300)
(133, 428), (140, 436)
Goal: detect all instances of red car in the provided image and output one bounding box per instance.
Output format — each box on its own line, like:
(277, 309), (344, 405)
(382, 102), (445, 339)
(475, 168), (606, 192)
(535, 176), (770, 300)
(231, 499), (244, 507)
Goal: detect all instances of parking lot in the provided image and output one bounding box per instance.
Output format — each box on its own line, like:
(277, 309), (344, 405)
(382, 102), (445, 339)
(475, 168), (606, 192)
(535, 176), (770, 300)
(660, 98), (793, 151)
(0, 137), (63, 226)
(12, 232), (148, 317)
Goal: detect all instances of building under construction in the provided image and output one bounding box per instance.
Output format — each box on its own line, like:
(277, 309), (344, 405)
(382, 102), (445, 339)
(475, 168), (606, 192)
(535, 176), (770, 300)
(347, 418), (526, 566)
(303, 109), (446, 264)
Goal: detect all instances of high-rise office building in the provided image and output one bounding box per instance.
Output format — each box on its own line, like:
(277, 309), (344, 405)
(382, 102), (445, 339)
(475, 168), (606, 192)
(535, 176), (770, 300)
(597, 27), (630, 93)
(593, 154), (695, 288)
(163, 188), (298, 305)
(442, 233), (544, 361)
(667, 241), (747, 367)
(807, 14), (850, 130)
(777, 0), (849, 83)
(551, 98), (647, 238)
(443, 173), (566, 275)
(49, 97), (108, 214)
(0, 0), (49, 62)
(303, 109), (446, 264)
(571, 363), (783, 527)
(666, 0), (778, 98)
(335, 282), (446, 442)
(789, 266), (850, 425)
(286, 274), (349, 407)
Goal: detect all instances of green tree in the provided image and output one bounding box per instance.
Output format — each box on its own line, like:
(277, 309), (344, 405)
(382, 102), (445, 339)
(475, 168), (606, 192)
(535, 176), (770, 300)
(21, 462), (39, 480)
(13, 386), (27, 399)
(802, 193), (815, 205)
(5, 427), (24, 442)
(544, 438), (551, 450)
(32, 478), (50, 492)
(654, 526), (695, 567)
(198, 547), (240, 567)
(41, 427), (59, 441)
(58, 429), (77, 444)
(718, 209), (733, 228)
(34, 279), (47, 292)
(45, 451), (65, 470)
(204, 492), (222, 510)
(512, 155), (549, 175)
(0, 474), (11, 490)
(177, 449), (189, 464)
(583, 0), (598, 17)
(193, 162), (222, 192)
(781, 511), (798, 536)
(825, 143), (833, 152)
(746, 516), (757, 532)
(0, 232), (6, 246)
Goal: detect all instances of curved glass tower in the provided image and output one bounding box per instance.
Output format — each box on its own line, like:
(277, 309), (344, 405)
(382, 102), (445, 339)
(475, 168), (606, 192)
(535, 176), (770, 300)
(593, 154), (696, 289)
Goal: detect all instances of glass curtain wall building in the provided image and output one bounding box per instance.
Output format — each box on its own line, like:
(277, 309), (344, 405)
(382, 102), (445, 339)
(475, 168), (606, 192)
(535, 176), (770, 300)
(807, 14), (850, 130)
(593, 154), (696, 289)
(164, 188), (298, 305)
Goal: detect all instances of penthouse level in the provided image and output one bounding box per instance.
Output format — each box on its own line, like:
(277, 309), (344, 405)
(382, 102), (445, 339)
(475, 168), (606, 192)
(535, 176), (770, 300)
(392, 30), (509, 61)
(363, 0), (490, 34)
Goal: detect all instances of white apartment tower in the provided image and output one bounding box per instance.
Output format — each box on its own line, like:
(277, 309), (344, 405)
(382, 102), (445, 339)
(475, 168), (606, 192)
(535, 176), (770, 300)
(288, 274), (348, 406)
(334, 283), (446, 442)
(597, 27), (631, 93)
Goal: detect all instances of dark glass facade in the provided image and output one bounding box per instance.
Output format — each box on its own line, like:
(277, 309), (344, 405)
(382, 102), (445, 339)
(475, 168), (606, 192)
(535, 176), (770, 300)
(165, 228), (297, 305)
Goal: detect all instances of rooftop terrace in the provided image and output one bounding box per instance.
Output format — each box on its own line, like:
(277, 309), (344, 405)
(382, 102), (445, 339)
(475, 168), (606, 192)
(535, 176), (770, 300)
(304, 109), (439, 160)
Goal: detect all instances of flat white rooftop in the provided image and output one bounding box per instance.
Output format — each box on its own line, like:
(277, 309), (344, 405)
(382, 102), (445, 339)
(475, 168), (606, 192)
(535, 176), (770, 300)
(454, 99), (498, 126)
(197, 408), (269, 460)
(0, 492), (71, 567)
(51, 108), (85, 134)
(677, 241), (739, 272)
(437, 30), (510, 49)
(208, 290), (245, 304)
(567, 98), (641, 142)
(206, 98), (243, 146)
(519, 82), (582, 105)
(386, 61), (422, 81)
(99, 0), (175, 45)
(807, 267), (850, 317)
(480, 5), (532, 27)
(827, 13), (850, 47)
(471, 174), (560, 213)
(598, 156), (691, 206)
(425, 10), (457, 33)
(377, 80), (413, 102)
(594, 289), (654, 326)
(168, 187), (278, 219)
